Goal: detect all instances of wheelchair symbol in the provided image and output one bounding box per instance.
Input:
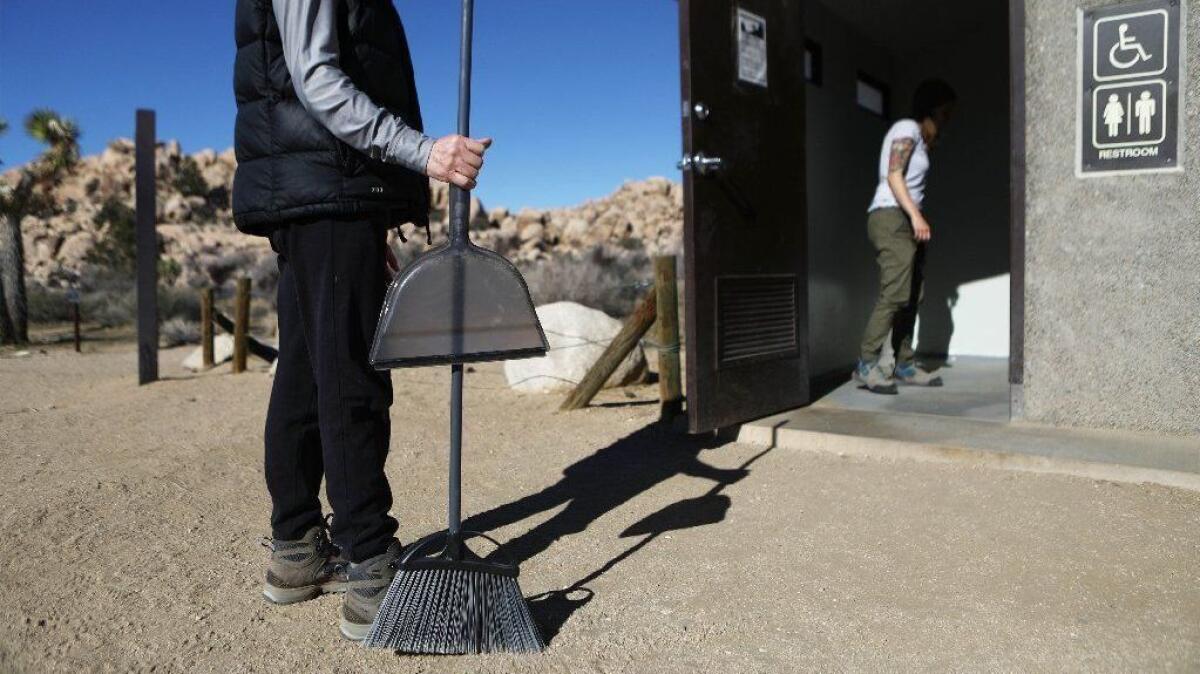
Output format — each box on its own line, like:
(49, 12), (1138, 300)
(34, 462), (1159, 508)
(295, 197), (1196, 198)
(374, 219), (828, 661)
(1109, 23), (1152, 69)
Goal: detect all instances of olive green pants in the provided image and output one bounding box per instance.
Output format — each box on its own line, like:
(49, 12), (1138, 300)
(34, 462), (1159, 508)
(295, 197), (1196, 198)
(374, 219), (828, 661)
(860, 207), (926, 365)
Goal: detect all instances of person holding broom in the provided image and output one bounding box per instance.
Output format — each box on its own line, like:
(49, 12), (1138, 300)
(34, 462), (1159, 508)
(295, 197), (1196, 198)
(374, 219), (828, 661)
(232, 0), (491, 640)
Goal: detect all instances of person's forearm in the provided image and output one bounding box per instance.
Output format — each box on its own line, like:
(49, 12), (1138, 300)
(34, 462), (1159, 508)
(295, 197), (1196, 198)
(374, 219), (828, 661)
(272, 0), (433, 173)
(887, 172), (923, 222)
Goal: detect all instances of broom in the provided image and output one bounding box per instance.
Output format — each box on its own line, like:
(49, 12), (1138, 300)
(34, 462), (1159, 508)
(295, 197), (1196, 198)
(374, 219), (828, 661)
(362, 0), (544, 654)
(362, 364), (544, 653)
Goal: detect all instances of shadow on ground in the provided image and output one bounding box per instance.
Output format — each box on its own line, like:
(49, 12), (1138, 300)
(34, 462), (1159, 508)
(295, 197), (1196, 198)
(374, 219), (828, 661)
(457, 419), (779, 644)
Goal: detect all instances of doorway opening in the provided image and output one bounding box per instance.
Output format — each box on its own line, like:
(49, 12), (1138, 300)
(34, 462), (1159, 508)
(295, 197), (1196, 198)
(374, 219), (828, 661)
(803, 0), (1016, 422)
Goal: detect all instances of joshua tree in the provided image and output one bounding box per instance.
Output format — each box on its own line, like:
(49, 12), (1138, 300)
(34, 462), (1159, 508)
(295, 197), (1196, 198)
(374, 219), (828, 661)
(0, 110), (80, 344)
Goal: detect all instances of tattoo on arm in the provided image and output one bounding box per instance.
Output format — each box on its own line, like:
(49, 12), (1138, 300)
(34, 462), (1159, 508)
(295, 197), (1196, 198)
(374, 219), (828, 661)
(888, 138), (915, 175)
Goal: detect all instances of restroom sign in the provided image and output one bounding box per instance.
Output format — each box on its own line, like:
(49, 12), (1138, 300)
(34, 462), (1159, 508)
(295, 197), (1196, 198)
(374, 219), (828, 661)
(1079, 0), (1182, 175)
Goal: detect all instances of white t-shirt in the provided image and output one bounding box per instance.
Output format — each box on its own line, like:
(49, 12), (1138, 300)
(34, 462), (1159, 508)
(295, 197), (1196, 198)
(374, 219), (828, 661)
(868, 119), (929, 213)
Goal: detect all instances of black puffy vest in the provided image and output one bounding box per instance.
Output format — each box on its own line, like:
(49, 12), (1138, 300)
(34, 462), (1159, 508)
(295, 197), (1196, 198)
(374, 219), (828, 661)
(232, 0), (430, 234)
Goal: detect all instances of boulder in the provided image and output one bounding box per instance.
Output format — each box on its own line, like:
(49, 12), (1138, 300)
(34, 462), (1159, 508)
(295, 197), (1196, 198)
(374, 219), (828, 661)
(468, 196), (489, 231)
(33, 235), (62, 263)
(193, 148), (217, 166)
(516, 207), (544, 227)
(562, 218), (589, 244)
(488, 207), (510, 224)
(201, 162), (233, 190)
(57, 232), (95, 265)
(519, 222), (544, 243)
(162, 194), (191, 222)
(181, 334), (235, 371)
(504, 301), (646, 394)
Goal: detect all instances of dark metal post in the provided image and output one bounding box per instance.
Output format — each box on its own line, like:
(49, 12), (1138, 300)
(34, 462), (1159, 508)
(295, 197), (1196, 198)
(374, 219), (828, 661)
(135, 110), (158, 385)
(73, 305), (81, 352)
(68, 288), (81, 353)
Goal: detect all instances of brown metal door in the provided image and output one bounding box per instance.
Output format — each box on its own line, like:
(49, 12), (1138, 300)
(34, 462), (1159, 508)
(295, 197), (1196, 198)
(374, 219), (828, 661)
(679, 0), (808, 433)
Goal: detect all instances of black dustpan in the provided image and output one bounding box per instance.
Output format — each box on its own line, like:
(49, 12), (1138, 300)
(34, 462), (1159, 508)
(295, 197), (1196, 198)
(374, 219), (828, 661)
(369, 236), (547, 368)
(369, 7), (547, 370)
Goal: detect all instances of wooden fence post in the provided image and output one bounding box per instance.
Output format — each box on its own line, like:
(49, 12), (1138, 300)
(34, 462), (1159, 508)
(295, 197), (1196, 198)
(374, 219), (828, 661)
(213, 308), (278, 363)
(654, 256), (682, 420)
(200, 287), (214, 369)
(560, 287), (658, 411)
(233, 278), (250, 374)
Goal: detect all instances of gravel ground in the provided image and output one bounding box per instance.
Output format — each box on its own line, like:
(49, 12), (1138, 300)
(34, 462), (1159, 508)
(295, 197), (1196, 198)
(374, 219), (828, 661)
(1, 342), (1198, 673)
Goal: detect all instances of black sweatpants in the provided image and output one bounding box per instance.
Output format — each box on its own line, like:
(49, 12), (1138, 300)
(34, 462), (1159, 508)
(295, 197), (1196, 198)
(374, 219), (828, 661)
(265, 216), (396, 563)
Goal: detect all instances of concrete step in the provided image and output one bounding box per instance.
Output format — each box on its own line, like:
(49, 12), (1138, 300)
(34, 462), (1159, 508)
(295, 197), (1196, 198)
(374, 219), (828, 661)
(738, 406), (1200, 491)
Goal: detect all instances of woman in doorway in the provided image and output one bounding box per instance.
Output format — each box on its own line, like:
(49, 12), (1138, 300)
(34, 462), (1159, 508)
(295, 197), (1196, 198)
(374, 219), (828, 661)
(855, 79), (956, 395)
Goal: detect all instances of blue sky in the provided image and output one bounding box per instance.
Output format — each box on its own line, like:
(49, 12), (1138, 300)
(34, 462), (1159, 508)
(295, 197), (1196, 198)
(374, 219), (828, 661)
(0, 1), (682, 209)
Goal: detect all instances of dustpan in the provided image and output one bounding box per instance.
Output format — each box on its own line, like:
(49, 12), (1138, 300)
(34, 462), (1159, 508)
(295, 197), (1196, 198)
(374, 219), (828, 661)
(369, 7), (547, 370)
(369, 241), (548, 368)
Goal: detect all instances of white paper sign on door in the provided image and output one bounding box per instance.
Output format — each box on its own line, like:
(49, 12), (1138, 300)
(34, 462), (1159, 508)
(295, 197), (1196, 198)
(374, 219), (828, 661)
(737, 8), (768, 88)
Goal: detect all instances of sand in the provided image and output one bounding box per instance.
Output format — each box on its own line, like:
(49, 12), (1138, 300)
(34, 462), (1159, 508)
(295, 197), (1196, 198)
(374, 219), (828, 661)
(1, 341), (1198, 673)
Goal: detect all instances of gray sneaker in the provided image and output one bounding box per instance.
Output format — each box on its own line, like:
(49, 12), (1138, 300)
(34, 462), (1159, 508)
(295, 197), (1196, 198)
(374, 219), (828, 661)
(894, 362), (944, 387)
(340, 541), (403, 641)
(854, 359), (898, 395)
(261, 522), (348, 605)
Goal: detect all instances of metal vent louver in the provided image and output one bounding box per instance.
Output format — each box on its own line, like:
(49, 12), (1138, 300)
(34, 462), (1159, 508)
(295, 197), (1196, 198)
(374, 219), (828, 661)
(716, 275), (799, 366)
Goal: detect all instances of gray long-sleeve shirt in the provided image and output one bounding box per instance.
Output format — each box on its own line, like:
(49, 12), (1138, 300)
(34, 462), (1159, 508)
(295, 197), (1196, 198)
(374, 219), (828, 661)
(272, 0), (434, 174)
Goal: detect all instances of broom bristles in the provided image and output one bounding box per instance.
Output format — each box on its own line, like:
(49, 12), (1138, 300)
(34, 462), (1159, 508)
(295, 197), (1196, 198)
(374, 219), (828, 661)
(364, 568), (545, 654)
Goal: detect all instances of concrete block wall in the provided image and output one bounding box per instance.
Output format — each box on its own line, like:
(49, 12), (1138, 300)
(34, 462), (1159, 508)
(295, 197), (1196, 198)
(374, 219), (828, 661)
(1023, 0), (1200, 434)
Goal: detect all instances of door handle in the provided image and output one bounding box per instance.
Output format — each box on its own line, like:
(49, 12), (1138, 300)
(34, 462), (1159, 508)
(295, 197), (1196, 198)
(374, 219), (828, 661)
(677, 152), (723, 176)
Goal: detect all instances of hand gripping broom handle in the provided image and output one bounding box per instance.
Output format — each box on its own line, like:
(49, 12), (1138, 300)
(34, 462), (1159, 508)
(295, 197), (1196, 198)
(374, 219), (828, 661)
(446, 0), (474, 554)
(448, 0), (474, 248)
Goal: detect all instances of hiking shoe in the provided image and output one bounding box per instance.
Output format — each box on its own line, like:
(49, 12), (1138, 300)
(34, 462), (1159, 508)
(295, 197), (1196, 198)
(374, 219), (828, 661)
(894, 362), (944, 387)
(261, 522), (348, 605)
(340, 541), (403, 641)
(854, 359), (898, 395)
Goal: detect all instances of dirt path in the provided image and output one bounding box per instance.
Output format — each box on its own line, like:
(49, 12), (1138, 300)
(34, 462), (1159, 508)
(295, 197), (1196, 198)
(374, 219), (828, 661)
(2, 343), (1198, 673)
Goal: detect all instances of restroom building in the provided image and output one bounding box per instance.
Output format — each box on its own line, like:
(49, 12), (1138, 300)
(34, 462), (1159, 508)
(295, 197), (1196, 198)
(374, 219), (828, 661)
(677, 0), (1197, 437)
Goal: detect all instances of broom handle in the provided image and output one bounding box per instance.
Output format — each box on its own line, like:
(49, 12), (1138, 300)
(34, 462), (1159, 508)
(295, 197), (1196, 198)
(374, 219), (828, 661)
(448, 362), (463, 540)
(446, 0), (472, 556)
(448, 0), (474, 247)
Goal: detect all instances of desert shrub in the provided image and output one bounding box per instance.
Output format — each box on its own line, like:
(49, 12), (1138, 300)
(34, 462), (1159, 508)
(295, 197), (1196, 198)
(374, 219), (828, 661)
(519, 245), (652, 317)
(158, 285), (200, 323)
(202, 249), (261, 288)
(86, 197), (137, 272)
(173, 157), (208, 198)
(75, 270), (201, 328)
(25, 284), (74, 323)
(160, 318), (200, 347)
(80, 280), (136, 327)
(159, 258), (182, 286)
(248, 252), (280, 302)
(207, 185), (230, 210)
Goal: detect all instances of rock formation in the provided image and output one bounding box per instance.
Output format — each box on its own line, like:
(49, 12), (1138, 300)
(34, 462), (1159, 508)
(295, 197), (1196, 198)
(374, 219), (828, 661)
(6, 139), (683, 300)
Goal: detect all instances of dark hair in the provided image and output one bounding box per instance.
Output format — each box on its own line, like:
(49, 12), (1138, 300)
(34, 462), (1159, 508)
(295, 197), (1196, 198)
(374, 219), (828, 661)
(911, 79), (957, 121)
